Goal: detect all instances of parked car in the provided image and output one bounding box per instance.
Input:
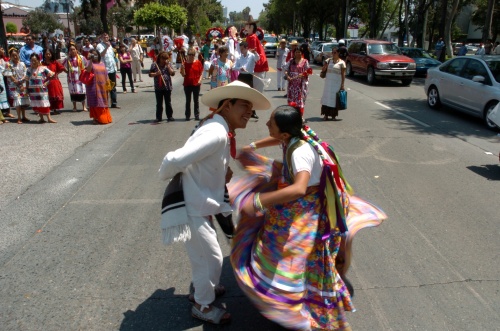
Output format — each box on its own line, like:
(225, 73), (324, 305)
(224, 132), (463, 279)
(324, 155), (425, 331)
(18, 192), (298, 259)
(312, 42), (339, 64)
(400, 47), (441, 75)
(424, 55), (500, 130)
(263, 35), (278, 58)
(346, 39), (416, 86)
(310, 40), (327, 51)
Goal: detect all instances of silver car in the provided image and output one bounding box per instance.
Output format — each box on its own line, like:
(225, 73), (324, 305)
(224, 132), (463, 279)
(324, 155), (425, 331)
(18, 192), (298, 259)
(312, 42), (339, 64)
(425, 55), (500, 130)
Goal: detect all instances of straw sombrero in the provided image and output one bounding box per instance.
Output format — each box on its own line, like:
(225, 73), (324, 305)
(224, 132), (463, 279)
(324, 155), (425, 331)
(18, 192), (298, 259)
(201, 81), (271, 110)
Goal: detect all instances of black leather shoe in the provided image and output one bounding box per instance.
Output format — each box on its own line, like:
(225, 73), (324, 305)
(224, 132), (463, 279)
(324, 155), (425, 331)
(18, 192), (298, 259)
(251, 113), (259, 119)
(167, 117), (175, 122)
(195, 116), (200, 121)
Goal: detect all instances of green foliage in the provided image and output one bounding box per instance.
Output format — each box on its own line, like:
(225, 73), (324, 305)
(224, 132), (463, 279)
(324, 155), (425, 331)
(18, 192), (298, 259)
(108, 4), (135, 36)
(471, 0), (499, 39)
(134, 2), (187, 30)
(22, 8), (65, 34)
(6, 22), (18, 35)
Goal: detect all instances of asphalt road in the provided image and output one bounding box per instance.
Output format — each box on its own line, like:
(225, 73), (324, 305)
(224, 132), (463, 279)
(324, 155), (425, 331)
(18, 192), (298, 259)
(0, 58), (499, 331)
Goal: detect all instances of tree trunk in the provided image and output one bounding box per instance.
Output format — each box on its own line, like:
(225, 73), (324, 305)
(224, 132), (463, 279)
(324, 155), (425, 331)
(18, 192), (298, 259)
(100, 0), (109, 34)
(482, 0), (494, 42)
(444, 0), (460, 58)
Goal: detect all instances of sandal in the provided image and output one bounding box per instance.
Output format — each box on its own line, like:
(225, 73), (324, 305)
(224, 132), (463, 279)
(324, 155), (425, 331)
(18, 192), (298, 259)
(191, 305), (231, 325)
(188, 284), (226, 303)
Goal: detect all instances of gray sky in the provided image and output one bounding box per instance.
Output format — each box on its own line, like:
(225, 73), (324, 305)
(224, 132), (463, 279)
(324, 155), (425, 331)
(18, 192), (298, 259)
(18, 0), (266, 18)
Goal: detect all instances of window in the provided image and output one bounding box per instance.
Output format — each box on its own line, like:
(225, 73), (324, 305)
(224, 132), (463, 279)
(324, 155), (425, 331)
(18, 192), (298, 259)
(441, 58), (467, 76)
(485, 60), (500, 83)
(462, 60), (488, 81)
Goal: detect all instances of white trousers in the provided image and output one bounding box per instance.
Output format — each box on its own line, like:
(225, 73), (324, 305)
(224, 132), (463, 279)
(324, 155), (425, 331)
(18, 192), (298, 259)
(276, 69), (286, 89)
(184, 215), (223, 305)
(131, 59), (142, 81)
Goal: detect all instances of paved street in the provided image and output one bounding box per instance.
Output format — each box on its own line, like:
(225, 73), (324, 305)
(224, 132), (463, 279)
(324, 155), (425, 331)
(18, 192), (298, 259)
(0, 57), (499, 331)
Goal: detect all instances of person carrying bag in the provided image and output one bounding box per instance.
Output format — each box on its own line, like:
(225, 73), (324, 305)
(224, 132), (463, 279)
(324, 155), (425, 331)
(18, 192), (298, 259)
(320, 47), (346, 121)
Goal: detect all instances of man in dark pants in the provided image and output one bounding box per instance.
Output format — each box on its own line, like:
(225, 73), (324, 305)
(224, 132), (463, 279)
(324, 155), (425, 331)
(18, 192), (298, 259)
(180, 49), (203, 121)
(96, 33), (120, 109)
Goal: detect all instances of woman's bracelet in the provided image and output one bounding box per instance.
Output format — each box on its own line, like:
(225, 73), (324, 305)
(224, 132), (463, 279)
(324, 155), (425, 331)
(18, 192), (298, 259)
(249, 142), (257, 150)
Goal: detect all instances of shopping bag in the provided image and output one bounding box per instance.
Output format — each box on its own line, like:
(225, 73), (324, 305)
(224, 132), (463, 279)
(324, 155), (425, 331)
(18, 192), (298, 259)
(337, 90), (347, 110)
(79, 70), (95, 85)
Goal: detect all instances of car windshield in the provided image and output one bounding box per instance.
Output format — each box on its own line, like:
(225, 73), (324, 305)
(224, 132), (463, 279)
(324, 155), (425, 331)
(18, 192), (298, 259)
(368, 43), (400, 55)
(485, 59), (500, 83)
(323, 44), (336, 52)
(264, 36), (277, 43)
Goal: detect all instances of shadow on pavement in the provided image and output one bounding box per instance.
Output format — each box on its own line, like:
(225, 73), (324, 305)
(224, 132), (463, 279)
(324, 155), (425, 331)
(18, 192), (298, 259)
(119, 256), (286, 331)
(466, 164), (500, 181)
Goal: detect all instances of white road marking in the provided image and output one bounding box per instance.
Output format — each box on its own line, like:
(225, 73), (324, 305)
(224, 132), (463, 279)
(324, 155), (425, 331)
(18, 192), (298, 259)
(375, 102), (431, 128)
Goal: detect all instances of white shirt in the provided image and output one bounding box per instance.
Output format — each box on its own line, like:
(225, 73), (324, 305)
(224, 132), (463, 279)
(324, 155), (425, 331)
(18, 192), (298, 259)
(290, 142), (325, 186)
(130, 44), (143, 60)
(233, 51), (260, 74)
(227, 37), (241, 62)
(277, 47), (290, 69)
(96, 42), (117, 73)
(159, 114), (232, 217)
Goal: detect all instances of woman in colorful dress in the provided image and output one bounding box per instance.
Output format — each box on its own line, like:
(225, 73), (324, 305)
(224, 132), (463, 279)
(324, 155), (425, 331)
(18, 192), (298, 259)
(320, 47), (346, 121)
(283, 48), (311, 119)
(118, 45), (135, 93)
(43, 48), (67, 115)
(7, 48), (31, 124)
(208, 46), (232, 89)
(230, 106), (386, 331)
(26, 53), (56, 123)
(85, 49), (112, 125)
(63, 44), (87, 112)
(0, 47), (14, 119)
(0, 48), (10, 123)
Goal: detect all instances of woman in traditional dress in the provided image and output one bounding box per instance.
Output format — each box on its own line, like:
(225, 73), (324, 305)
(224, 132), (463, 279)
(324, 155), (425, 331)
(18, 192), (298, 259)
(7, 48), (30, 124)
(230, 106), (386, 331)
(63, 44), (87, 112)
(283, 48), (311, 119)
(85, 49), (112, 125)
(43, 48), (67, 115)
(0, 47), (14, 119)
(208, 46), (232, 89)
(0, 48), (10, 123)
(320, 47), (346, 121)
(226, 26), (241, 63)
(26, 53), (56, 123)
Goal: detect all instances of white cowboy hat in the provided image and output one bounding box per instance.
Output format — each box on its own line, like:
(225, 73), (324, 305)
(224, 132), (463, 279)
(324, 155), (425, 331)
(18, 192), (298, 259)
(289, 40), (299, 46)
(201, 81), (271, 110)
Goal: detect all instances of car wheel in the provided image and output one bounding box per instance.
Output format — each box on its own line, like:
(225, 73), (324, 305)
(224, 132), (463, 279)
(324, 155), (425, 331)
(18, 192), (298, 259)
(401, 78), (412, 86)
(367, 67), (376, 85)
(346, 62), (354, 77)
(484, 102), (499, 131)
(427, 86), (441, 109)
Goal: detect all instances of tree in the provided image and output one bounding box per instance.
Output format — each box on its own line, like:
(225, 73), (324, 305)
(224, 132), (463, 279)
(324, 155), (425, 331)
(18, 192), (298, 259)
(23, 8), (65, 35)
(80, 0), (130, 34)
(6, 22), (18, 36)
(108, 4), (135, 36)
(134, 2), (187, 34)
